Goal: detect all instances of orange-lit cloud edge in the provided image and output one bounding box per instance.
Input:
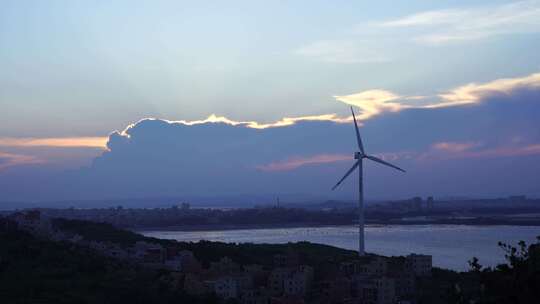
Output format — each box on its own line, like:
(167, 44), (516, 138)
(0, 137), (109, 149)
(120, 71), (540, 137)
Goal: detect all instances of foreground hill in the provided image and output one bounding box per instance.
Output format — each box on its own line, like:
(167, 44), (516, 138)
(1, 215), (539, 303)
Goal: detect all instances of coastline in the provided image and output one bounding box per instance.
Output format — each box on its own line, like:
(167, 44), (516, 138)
(131, 219), (540, 233)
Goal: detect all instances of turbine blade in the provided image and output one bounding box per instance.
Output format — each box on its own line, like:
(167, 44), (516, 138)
(331, 161), (360, 190)
(365, 155), (406, 173)
(350, 107), (365, 154)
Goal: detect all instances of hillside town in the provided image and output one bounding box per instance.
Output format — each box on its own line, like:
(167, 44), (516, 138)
(3, 210), (432, 304)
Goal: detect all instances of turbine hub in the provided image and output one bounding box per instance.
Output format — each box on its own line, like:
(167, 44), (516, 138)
(354, 152), (363, 159)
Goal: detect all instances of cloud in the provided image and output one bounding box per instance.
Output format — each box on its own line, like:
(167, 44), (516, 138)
(295, 1), (540, 64)
(334, 90), (408, 120)
(420, 142), (540, 161)
(378, 0), (540, 45)
(256, 154), (350, 172)
(0, 152), (43, 171)
(431, 141), (482, 153)
(1, 72), (538, 177)
(2, 72), (540, 200)
(458, 144), (540, 159)
(0, 137), (108, 148)
(432, 73), (540, 108)
(335, 72), (540, 119)
(117, 114), (351, 136)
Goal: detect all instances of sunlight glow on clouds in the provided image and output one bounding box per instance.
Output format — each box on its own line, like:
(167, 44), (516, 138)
(334, 90), (408, 120)
(432, 73), (540, 108)
(423, 142), (540, 160)
(3, 72), (538, 170)
(118, 113), (352, 137)
(335, 72), (540, 119)
(431, 142), (482, 153)
(0, 137), (109, 149)
(0, 152), (43, 171)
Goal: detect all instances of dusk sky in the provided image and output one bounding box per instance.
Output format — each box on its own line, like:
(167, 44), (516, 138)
(1, 0), (540, 203)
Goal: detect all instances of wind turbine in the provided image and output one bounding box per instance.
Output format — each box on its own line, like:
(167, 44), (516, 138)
(332, 106), (405, 256)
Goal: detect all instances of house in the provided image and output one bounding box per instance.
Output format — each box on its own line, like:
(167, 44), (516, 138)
(353, 276), (396, 304)
(212, 274), (253, 299)
(359, 257), (388, 276)
(317, 275), (352, 303)
(387, 258), (416, 299)
(268, 268), (291, 295)
(269, 266), (313, 297)
(283, 266), (313, 297)
(406, 254), (432, 277)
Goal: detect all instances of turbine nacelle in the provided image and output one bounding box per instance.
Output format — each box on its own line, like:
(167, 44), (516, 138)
(354, 152), (364, 159)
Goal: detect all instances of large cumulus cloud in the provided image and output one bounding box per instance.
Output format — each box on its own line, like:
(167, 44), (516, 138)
(1, 73), (540, 203)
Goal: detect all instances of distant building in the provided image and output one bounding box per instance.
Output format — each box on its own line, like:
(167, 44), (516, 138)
(411, 197), (422, 212)
(426, 196), (434, 210)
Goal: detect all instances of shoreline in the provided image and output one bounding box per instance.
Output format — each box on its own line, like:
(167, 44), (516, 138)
(131, 220), (540, 233)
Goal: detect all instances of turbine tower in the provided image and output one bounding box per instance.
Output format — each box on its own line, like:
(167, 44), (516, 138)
(332, 107), (405, 256)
